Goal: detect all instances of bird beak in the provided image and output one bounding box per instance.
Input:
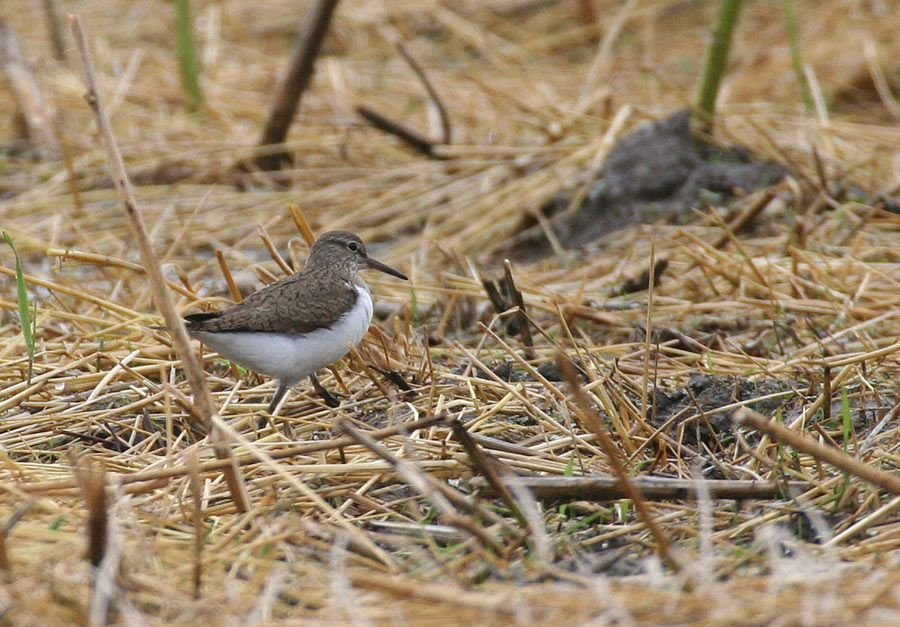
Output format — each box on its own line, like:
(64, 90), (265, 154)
(365, 256), (408, 280)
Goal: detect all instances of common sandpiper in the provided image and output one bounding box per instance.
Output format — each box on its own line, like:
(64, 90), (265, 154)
(181, 231), (407, 412)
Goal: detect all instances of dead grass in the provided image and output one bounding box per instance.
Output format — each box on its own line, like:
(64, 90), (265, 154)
(3, 0), (900, 623)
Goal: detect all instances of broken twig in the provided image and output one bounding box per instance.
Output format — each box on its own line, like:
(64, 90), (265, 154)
(253, 0), (339, 173)
(471, 475), (803, 501)
(395, 40), (451, 144)
(355, 105), (439, 158)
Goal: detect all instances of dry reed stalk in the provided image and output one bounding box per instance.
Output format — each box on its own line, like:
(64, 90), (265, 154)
(258, 225), (293, 274)
(502, 260), (534, 359)
(394, 39), (451, 144)
(454, 341), (604, 458)
(862, 37), (900, 119)
(209, 413), (400, 570)
(557, 352), (683, 572)
(0, 266), (146, 315)
(187, 451), (203, 597)
(253, 0), (339, 173)
(472, 475), (806, 501)
(40, 0), (66, 61)
(447, 416), (524, 524)
(0, 497), (35, 573)
(345, 342), (391, 399)
(638, 239), (656, 443)
(735, 408), (900, 494)
(340, 420), (502, 553)
(577, 0), (637, 109)
(214, 249), (242, 302)
(70, 15), (250, 512)
(287, 203), (316, 246)
(17, 414), (446, 495)
(73, 459), (107, 567)
(45, 248), (196, 298)
(354, 105), (438, 158)
(0, 19), (61, 160)
(4, 2), (900, 623)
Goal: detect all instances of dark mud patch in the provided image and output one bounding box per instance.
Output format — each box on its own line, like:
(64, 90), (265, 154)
(512, 109), (787, 259)
(471, 359), (587, 383)
(651, 373), (800, 447)
(465, 362), (893, 455)
(651, 373), (894, 449)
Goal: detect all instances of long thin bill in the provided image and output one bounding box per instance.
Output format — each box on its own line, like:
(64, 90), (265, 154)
(365, 256), (408, 280)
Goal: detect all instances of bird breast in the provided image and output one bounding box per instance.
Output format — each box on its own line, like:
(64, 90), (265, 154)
(190, 287), (374, 385)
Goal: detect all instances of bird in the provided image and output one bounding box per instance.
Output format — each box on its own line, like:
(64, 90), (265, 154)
(180, 231), (407, 412)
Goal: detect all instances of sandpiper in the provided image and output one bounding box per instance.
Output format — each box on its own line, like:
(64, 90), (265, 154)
(182, 231), (407, 412)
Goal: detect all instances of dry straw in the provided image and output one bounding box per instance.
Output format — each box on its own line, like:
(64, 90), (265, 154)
(2, 0), (900, 623)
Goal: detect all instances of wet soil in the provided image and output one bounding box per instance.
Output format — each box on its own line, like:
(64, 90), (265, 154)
(650, 373), (799, 447)
(514, 109), (787, 257)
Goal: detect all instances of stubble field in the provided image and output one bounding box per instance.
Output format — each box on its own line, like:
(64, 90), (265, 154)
(3, 1), (900, 624)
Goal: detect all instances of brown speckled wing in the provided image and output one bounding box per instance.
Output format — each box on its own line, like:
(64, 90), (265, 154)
(184, 269), (358, 335)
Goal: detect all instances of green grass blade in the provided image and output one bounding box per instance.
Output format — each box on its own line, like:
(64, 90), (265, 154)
(782, 0), (815, 114)
(841, 386), (852, 452)
(175, 0), (203, 112)
(3, 231), (35, 384)
(564, 454), (575, 477)
(693, 0), (744, 133)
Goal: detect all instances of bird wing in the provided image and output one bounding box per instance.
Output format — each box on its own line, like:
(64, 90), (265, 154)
(184, 271), (358, 334)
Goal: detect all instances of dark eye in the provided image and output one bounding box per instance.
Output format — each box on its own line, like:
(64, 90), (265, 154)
(347, 241), (360, 253)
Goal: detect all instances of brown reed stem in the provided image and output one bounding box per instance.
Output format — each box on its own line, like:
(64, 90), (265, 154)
(471, 475), (803, 501)
(447, 416), (525, 525)
(340, 420), (502, 553)
(503, 260), (534, 360)
(354, 105), (438, 158)
(735, 408), (900, 494)
(288, 203), (317, 246)
(254, 0), (339, 172)
(187, 452), (203, 598)
(557, 351), (683, 572)
(0, 19), (61, 160)
(0, 497), (35, 573)
(21, 414), (446, 494)
(215, 249), (243, 302)
(41, 0), (67, 61)
(395, 40), (451, 144)
(69, 15), (250, 513)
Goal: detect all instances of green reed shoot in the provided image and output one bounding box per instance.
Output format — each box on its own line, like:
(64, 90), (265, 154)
(693, 0), (743, 134)
(3, 231), (35, 383)
(783, 0), (814, 114)
(175, 0), (203, 111)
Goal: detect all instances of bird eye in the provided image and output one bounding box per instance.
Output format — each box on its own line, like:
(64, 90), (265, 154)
(347, 241), (360, 253)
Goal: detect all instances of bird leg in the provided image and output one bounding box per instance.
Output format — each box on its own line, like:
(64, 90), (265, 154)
(310, 373), (340, 408)
(268, 380), (291, 414)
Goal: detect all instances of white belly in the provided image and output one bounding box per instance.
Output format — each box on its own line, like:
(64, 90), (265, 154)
(192, 287), (373, 385)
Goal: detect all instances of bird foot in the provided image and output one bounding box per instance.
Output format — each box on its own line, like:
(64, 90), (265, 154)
(310, 374), (341, 408)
